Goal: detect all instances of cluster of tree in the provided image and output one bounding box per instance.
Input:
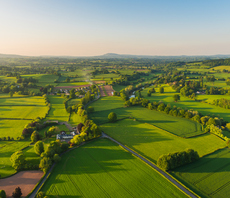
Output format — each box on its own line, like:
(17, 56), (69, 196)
(157, 149), (199, 171)
(205, 75), (216, 82)
(39, 140), (68, 173)
(205, 87), (228, 95)
(147, 88), (155, 96)
(40, 84), (54, 94)
(202, 58), (230, 67)
(212, 98), (230, 109)
(205, 124), (229, 141)
(0, 136), (16, 141)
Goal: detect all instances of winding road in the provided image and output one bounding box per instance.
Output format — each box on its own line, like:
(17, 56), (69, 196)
(102, 132), (198, 198)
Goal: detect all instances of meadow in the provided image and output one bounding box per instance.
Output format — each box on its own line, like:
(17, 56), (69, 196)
(45, 95), (69, 122)
(0, 76), (16, 83)
(100, 119), (225, 163)
(21, 74), (59, 86)
(90, 105), (203, 137)
(172, 148), (230, 198)
(41, 138), (188, 198)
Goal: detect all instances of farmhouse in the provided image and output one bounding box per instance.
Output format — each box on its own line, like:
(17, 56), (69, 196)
(56, 131), (77, 141)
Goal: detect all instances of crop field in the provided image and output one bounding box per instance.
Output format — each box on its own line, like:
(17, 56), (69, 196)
(172, 148), (230, 198)
(142, 85), (230, 122)
(100, 119), (225, 163)
(21, 74), (59, 86)
(0, 141), (30, 178)
(41, 139), (187, 198)
(45, 95), (69, 122)
(90, 105), (203, 137)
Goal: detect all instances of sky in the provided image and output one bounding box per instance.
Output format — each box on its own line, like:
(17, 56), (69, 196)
(0, 0), (230, 56)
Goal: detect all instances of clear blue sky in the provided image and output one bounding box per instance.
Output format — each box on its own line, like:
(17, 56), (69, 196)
(0, 0), (230, 56)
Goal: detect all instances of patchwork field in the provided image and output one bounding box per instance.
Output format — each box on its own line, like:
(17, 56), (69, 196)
(173, 148), (230, 198)
(45, 95), (69, 122)
(41, 139), (188, 198)
(90, 106), (203, 137)
(100, 119), (226, 163)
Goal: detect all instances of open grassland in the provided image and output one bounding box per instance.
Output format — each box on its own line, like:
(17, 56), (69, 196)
(143, 85), (230, 122)
(0, 76), (16, 83)
(45, 95), (69, 122)
(90, 96), (124, 112)
(69, 113), (82, 126)
(0, 141), (30, 178)
(21, 74), (59, 86)
(112, 84), (127, 92)
(172, 148), (230, 198)
(91, 73), (120, 81)
(197, 94), (230, 104)
(90, 106), (203, 137)
(41, 139), (188, 198)
(100, 119), (225, 163)
(213, 65), (230, 71)
(0, 120), (30, 138)
(56, 81), (90, 87)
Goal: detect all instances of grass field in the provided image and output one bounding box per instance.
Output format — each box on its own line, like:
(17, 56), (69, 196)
(90, 105), (203, 137)
(172, 148), (230, 198)
(91, 73), (120, 81)
(69, 113), (82, 126)
(56, 82), (90, 87)
(112, 84), (127, 92)
(41, 138), (188, 198)
(0, 76), (16, 83)
(100, 119), (225, 163)
(67, 98), (81, 107)
(143, 85), (230, 122)
(21, 74), (59, 86)
(45, 96), (69, 122)
(89, 96), (124, 112)
(0, 141), (30, 178)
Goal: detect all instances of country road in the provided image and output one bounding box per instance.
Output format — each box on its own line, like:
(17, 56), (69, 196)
(102, 132), (198, 198)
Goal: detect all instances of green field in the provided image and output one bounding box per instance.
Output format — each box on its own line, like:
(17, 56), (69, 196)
(67, 98), (81, 107)
(69, 113), (82, 126)
(100, 119), (225, 163)
(112, 84), (127, 92)
(21, 74), (59, 86)
(56, 81), (90, 87)
(41, 138), (188, 198)
(45, 95), (69, 122)
(0, 76), (17, 83)
(143, 85), (230, 122)
(172, 148), (230, 198)
(0, 141), (30, 177)
(90, 105), (203, 137)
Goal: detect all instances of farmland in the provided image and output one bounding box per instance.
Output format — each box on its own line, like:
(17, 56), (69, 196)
(172, 148), (230, 198)
(90, 104), (203, 137)
(41, 139), (188, 198)
(100, 119), (225, 163)
(45, 95), (69, 122)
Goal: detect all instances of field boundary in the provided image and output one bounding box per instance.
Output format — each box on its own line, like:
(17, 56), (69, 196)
(102, 133), (199, 198)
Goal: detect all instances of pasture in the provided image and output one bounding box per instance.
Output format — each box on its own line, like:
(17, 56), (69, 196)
(21, 74), (59, 86)
(90, 106), (203, 137)
(0, 141), (30, 178)
(0, 76), (16, 83)
(45, 95), (69, 122)
(100, 119), (225, 163)
(173, 148), (230, 198)
(143, 85), (230, 122)
(41, 138), (188, 198)
(56, 81), (90, 87)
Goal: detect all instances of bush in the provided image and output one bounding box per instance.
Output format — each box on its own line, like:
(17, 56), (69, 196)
(53, 154), (61, 163)
(108, 112), (117, 122)
(0, 190), (6, 198)
(34, 141), (44, 156)
(12, 187), (22, 198)
(31, 131), (40, 143)
(10, 151), (25, 171)
(39, 157), (52, 173)
(36, 191), (45, 198)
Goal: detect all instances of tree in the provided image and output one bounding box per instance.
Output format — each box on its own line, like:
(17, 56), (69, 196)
(36, 191), (45, 198)
(9, 91), (14, 97)
(108, 112), (117, 122)
(173, 94), (180, 102)
(31, 131), (40, 143)
(34, 141), (44, 156)
(53, 154), (61, 163)
(12, 187), (22, 198)
(0, 190), (6, 198)
(39, 157), (52, 173)
(10, 151), (25, 171)
(159, 86), (164, 93)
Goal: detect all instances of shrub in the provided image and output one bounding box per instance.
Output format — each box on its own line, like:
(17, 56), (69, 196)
(34, 141), (44, 156)
(12, 187), (22, 198)
(0, 190), (6, 198)
(53, 154), (61, 163)
(36, 191), (45, 198)
(108, 112), (117, 122)
(39, 157), (52, 173)
(10, 151), (25, 171)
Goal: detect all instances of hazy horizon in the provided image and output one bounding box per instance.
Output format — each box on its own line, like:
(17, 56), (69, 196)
(1, 0), (230, 56)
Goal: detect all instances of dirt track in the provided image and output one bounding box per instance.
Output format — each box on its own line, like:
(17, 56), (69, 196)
(99, 86), (106, 96)
(0, 170), (43, 198)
